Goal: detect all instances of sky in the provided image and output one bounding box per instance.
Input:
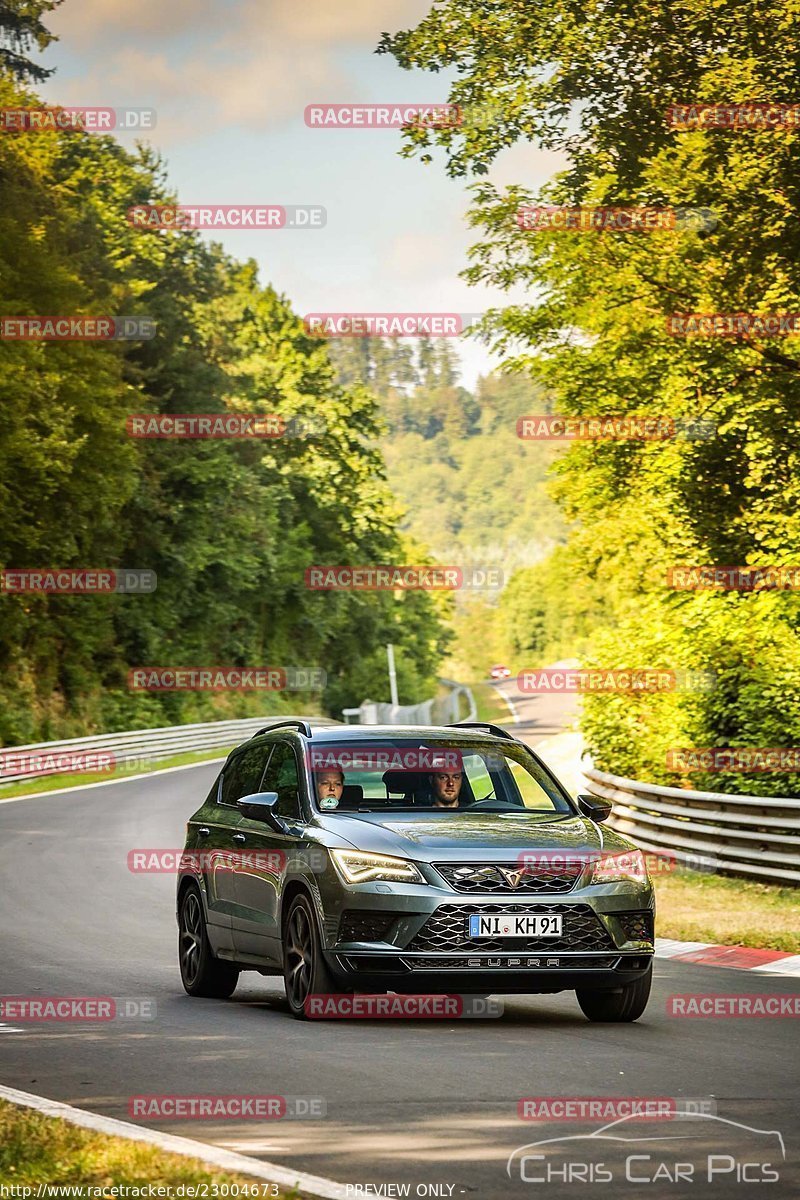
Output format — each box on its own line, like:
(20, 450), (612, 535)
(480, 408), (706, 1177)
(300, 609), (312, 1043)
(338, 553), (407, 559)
(38, 0), (563, 388)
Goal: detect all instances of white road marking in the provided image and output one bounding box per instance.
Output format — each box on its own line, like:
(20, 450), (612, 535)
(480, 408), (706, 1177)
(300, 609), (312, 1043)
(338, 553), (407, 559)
(493, 682), (520, 724)
(655, 938), (713, 958)
(0, 757), (228, 807)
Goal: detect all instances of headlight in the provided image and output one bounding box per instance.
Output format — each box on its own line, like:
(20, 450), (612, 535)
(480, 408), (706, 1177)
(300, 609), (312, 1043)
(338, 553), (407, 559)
(591, 850), (649, 885)
(330, 849), (424, 884)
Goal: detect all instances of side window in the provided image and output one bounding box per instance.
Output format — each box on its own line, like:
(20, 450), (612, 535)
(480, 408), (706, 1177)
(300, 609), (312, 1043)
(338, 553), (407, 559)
(220, 742), (273, 807)
(261, 741), (301, 820)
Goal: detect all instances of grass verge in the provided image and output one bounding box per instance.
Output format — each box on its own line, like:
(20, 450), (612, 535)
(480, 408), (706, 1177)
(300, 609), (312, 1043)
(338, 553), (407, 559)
(654, 871), (800, 953)
(0, 1099), (298, 1194)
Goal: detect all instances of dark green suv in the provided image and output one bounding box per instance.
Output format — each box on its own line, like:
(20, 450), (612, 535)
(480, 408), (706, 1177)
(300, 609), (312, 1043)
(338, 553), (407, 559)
(177, 720), (654, 1020)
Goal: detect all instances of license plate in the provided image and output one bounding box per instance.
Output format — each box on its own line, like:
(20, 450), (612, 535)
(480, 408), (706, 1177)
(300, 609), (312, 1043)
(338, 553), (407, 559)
(469, 913), (563, 938)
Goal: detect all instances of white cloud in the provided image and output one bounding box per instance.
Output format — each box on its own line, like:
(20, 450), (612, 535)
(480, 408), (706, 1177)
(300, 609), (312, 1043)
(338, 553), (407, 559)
(45, 0), (433, 137)
(50, 0), (430, 48)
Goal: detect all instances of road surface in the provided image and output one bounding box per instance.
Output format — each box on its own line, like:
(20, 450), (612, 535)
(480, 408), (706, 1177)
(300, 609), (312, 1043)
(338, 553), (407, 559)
(1, 716), (797, 1197)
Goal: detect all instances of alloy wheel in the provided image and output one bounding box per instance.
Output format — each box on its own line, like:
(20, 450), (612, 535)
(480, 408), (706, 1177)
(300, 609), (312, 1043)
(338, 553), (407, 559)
(180, 891), (203, 987)
(286, 904), (314, 1010)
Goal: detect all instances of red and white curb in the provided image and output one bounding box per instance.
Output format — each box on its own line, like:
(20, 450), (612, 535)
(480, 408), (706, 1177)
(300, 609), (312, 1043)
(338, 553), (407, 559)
(0, 1084), (348, 1199)
(656, 937), (800, 976)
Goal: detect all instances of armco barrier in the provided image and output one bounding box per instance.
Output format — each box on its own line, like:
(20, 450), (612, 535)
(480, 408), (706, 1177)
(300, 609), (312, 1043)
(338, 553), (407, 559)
(0, 681), (476, 788)
(0, 715), (338, 787)
(584, 766), (800, 886)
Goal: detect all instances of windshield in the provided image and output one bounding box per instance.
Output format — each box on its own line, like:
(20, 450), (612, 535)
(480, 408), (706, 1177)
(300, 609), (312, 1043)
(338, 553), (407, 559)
(306, 739), (572, 815)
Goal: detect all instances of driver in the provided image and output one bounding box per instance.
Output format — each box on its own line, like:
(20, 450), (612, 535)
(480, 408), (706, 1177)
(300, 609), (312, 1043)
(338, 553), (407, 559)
(430, 766), (463, 808)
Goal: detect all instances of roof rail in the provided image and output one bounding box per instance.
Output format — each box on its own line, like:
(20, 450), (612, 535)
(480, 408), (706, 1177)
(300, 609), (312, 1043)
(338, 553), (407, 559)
(252, 719), (313, 738)
(446, 721), (516, 740)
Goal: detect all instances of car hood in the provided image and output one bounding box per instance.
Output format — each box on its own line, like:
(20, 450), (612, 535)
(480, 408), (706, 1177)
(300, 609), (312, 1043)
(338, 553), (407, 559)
(318, 811), (632, 862)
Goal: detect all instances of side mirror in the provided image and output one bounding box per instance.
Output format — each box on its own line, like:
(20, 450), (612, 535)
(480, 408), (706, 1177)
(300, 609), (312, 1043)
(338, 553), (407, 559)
(578, 793), (612, 824)
(237, 791), (286, 830)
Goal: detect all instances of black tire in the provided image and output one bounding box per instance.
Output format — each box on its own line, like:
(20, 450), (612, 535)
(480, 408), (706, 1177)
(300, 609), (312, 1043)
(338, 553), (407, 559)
(282, 892), (338, 1019)
(576, 965), (652, 1023)
(178, 884), (240, 998)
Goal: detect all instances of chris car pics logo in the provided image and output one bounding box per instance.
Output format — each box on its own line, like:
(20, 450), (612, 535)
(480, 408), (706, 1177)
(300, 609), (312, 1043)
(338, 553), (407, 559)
(507, 1112), (785, 1185)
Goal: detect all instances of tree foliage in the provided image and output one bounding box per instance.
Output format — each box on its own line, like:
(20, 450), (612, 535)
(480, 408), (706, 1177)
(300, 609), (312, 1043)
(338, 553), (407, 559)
(382, 0), (800, 794)
(0, 0), (59, 81)
(0, 67), (448, 741)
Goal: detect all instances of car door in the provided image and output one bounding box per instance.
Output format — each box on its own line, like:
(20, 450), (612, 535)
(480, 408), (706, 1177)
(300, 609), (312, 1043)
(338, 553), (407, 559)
(207, 740), (273, 942)
(185, 768), (237, 956)
(232, 738), (304, 963)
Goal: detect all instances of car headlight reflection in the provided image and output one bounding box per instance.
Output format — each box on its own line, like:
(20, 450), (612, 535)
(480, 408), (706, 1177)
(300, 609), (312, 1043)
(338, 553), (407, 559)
(330, 849), (424, 885)
(591, 849), (649, 885)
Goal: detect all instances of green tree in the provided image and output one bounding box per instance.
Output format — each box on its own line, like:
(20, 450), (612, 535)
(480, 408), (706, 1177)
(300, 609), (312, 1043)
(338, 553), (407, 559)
(0, 0), (60, 81)
(381, 0), (800, 794)
(0, 72), (449, 741)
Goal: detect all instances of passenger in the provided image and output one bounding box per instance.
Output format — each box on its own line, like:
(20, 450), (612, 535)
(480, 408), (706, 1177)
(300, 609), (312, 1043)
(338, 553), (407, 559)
(315, 767), (344, 807)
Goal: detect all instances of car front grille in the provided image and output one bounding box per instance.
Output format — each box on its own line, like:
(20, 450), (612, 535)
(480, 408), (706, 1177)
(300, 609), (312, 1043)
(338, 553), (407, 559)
(407, 903), (615, 954)
(433, 861), (581, 894)
(617, 910), (655, 943)
(338, 910), (396, 943)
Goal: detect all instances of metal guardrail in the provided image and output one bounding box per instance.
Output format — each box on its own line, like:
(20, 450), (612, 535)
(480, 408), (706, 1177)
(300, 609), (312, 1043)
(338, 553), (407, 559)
(342, 678), (476, 726)
(584, 765), (800, 886)
(0, 715), (339, 786)
(0, 681), (477, 787)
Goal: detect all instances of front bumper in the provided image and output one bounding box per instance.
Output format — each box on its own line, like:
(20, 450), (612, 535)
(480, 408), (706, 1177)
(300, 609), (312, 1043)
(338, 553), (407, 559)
(328, 951), (653, 994)
(321, 875), (655, 994)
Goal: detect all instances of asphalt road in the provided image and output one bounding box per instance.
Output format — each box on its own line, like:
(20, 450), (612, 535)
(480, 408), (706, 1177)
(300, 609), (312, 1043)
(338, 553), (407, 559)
(490, 675), (581, 743)
(1, 721), (798, 1198)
